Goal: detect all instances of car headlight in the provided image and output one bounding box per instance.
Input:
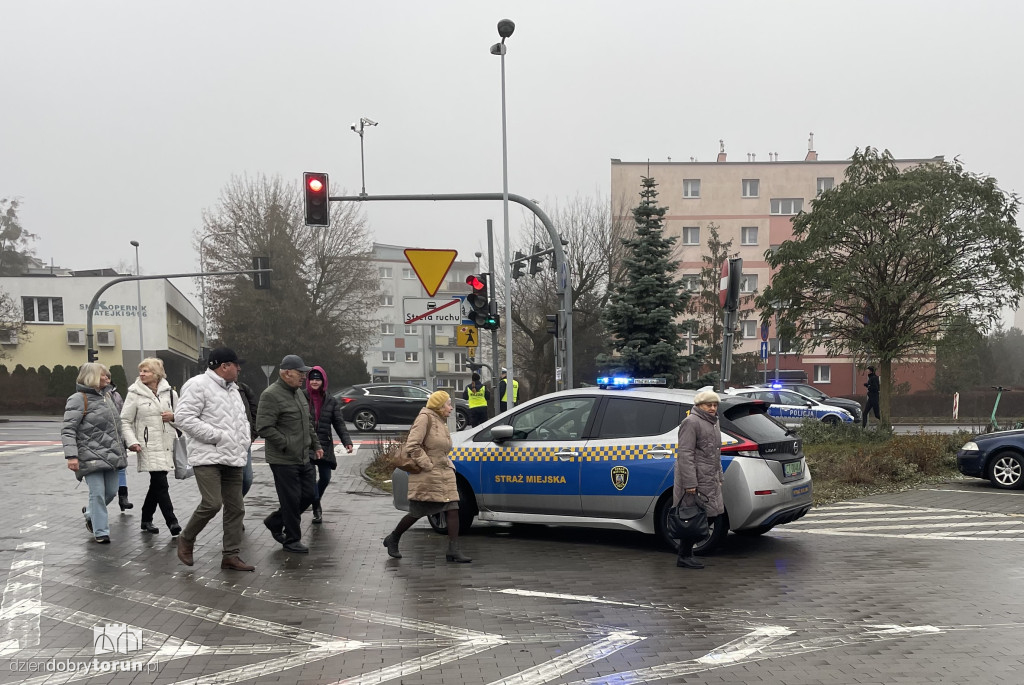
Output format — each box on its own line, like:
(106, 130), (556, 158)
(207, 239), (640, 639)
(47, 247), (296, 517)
(961, 441), (979, 451)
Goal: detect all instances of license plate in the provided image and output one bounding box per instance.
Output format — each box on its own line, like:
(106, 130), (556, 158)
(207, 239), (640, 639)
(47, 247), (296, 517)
(784, 460), (803, 478)
(792, 484), (810, 498)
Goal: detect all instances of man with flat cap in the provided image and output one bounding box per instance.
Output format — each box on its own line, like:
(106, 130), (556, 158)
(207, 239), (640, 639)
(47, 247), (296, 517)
(174, 347), (255, 571)
(257, 354), (322, 553)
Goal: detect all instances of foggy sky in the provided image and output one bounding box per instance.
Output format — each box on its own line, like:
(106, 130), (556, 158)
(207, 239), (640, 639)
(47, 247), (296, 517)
(2, 0), (1021, 311)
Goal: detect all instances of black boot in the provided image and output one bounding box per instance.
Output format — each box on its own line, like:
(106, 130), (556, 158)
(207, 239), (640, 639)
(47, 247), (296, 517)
(676, 542), (704, 569)
(140, 521), (159, 534)
(445, 539), (472, 563)
(312, 502), (323, 524)
(118, 486), (134, 511)
(383, 532), (402, 558)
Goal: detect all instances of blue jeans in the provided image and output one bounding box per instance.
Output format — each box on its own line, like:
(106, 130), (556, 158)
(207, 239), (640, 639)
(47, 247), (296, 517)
(84, 470), (119, 537)
(118, 468), (127, 488)
(241, 447), (253, 497)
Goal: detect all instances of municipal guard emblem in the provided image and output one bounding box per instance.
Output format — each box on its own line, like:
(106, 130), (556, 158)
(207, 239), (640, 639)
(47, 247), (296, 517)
(611, 466), (629, 491)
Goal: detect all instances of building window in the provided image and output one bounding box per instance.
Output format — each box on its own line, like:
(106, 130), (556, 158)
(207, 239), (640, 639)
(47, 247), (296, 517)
(405, 352), (418, 362)
(817, 177), (835, 195)
(402, 268), (416, 280)
(683, 179), (701, 198)
(814, 365), (831, 383)
(740, 274), (758, 293)
(770, 198), (803, 215)
(454, 352), (469, 373)
(379, 294), (394, 307)
(682, 227), (700, 245)
(742, 179), (759, 198)
(741, 320), (756, 339)
(379, 266), (393, 278)
(382, 351), (395, 362)
(681, 275), (699, 292)
(814, 319), (832, 337)
(741, 226), (758, 245)
(381, 323), (395, 335)
(436, 352), (445, 361)
(22, 296), (64, 323)
(405, 325), (418, 334)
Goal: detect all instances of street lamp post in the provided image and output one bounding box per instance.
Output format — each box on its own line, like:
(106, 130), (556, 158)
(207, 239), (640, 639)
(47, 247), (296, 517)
(350, 117), (378, 197)
(491, 17), (516, 409)
(130, 240), (145, 361)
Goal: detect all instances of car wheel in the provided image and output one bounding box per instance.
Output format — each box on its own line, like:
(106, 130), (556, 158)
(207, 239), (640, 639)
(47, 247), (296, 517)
(822, 415), (841, 426)
(456, 410), (468, 431)
(427, 479), (476, 534)
(353, 409), (378, 432)
(656, 495), (729, 555)
(734, 525), (774, 537)
(988, 451), (1024, 489)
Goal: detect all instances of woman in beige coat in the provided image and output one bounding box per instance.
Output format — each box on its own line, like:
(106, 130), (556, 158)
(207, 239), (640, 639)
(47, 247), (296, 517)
(673, 389), (724, 569)
(383, 391), (471, 563)
(120, 357), (181, 536)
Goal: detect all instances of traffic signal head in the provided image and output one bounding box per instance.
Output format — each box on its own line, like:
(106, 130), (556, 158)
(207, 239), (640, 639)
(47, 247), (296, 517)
(303, 172), (330, 226)
(529, 244), (543, 275)
(253, 256), (271, 289)
(546, 313), (559, 337)
(88, 348), (98, 363)
(512, 251), (526, 280)
(466, 274), (500, 330)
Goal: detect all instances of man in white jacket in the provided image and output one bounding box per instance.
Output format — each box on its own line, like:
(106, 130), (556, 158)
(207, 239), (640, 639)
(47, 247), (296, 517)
(174, 348), (255, 572)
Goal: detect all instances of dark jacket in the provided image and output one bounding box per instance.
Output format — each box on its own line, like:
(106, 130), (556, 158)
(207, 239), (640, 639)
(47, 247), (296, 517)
(237, 381), (259, 442)
(303, 365), (352, 469)
(673, 406), (725, 517)
(62, 385), (129, 481)
(865, 372), (880, 397)
(256, 378), (322, 466)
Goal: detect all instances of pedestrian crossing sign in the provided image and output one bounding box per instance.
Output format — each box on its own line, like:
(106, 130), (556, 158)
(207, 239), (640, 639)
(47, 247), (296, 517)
(457, 325), (479, 347)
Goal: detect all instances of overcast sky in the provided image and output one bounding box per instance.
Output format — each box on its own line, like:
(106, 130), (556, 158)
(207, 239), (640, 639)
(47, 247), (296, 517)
(2, 1), (1022, 311)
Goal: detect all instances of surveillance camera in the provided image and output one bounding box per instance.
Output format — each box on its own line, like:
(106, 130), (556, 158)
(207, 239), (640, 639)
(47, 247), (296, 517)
(497, 18), (515, 38)
(350, 123), (357, 131)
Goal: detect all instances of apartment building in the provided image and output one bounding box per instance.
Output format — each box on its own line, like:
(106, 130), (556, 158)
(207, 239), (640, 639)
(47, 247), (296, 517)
(610, 145), (942, 394)
(365, 243), (478, 392)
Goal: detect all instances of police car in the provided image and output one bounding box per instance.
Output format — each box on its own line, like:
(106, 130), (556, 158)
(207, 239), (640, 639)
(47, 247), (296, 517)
(391, 379), (813, 554)
(725, 386), (854, 427)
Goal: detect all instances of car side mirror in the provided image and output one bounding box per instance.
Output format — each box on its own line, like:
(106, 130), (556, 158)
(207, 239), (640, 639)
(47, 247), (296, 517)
(805, 401), (814, 408)
(491, 425), (514, 442)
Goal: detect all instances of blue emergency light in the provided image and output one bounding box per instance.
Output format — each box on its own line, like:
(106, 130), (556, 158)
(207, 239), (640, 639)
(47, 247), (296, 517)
(596, 377), (669, 389)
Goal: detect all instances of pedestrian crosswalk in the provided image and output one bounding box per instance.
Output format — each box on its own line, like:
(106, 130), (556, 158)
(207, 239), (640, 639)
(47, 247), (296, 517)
(781, 501), (1024, 541)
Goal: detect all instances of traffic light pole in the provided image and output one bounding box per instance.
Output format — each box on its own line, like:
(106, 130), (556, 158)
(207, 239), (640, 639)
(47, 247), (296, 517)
(487, 220), (500, 415)
(85, 269), (271, 362)
(330, 192), (574, 389)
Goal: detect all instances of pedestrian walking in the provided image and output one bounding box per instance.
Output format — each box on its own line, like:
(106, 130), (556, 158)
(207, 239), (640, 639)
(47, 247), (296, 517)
(463, 372), (489, 427)
(382, 391), (471, 563)
(99, 372), (134, 512)
(120, 357), (181, 536)
(303, 366), (353, 524)
(862, 366), (881, 428)
(173, 348), (254, 572)
(673, 390), (725, 570)
(62, 362), (129, 544)
(257, 355), (322, 554)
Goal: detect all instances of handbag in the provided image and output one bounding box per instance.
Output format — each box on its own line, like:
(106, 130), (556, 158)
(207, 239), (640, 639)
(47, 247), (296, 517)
(667, 493), (709, 542)
(392, 441), (424, 474)
(170, 391), (193, 480)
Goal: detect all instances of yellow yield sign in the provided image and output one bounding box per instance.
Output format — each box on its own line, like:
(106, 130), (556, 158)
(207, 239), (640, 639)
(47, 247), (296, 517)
(404, 248), (458, 296)
(457, 325), (479, 348)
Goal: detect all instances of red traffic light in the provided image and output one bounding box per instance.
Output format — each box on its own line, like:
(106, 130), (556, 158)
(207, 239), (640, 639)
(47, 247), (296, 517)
(466, 275), (486, 291)
(303, 172), (330, 227)
(308, 178), (324, 193)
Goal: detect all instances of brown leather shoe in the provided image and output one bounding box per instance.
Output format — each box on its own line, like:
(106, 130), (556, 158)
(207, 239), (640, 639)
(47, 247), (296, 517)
(220, 556), (255, 572)
(177, 536), (194, 566)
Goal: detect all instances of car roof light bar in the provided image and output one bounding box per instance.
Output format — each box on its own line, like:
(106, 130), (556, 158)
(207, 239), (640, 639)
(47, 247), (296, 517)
(595, 377), (669, 389)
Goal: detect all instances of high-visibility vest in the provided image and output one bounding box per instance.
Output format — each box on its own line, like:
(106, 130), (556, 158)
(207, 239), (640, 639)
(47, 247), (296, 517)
(466, 385), (488, 409)
(502, 379), (519, 402)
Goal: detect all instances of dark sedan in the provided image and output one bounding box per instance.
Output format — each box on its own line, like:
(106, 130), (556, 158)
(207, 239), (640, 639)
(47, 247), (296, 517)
(335, 383), (470, 432)
(957, 430), (1024, 489)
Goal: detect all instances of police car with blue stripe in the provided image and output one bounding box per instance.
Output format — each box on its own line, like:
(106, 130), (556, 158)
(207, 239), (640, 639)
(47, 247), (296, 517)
(726, 386), (854, 427)
(392, 378), (813, 554)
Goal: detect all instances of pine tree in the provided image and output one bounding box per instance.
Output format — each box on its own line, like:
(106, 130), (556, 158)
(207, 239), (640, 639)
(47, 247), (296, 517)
(599, 177), (698, 385)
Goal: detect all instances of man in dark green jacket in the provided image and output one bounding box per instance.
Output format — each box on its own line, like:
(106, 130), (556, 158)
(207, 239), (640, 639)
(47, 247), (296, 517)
(257, 354), (323, 554)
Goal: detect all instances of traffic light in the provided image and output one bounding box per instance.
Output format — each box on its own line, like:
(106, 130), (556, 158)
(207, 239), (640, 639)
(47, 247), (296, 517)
(529, 244), (543, 275)
(88, 349), (98, 362)
(303, 172), (330, 226)
(466, 274), (500, 330)
(252, 256), (271, 289)
(546, 313), (560, 337)
(512, 251), (526, 280)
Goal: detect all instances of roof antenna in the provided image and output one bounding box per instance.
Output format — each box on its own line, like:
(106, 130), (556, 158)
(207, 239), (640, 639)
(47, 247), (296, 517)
(719, 139), (725, 153)
(808, 132), (814, 151)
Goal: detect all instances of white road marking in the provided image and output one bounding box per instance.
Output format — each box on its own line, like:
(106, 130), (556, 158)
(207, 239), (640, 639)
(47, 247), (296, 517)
(485, 631), (643, 685)
(0, 541), (44, 651)
(783, 502), (1024, 539)
(488, 588), (641, 606)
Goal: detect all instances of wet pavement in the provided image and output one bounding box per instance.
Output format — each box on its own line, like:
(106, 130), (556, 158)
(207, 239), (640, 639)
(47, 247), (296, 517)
(2, 429), (1024, 683)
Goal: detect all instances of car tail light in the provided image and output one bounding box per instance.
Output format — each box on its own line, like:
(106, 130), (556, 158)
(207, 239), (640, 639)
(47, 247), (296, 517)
(754, 490), (777, 496)
(721, 435), (760, 458)
(341, 397), (355, 404)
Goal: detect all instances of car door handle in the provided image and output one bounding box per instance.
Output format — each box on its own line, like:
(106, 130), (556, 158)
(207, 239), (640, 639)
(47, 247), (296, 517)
(555, 451), (578, 461)
(646, 449), (672, 458)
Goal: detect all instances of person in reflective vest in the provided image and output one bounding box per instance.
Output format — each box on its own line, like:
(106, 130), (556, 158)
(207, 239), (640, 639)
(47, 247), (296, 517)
(498, 368), (519, 413)
(463, 373), (489, 427)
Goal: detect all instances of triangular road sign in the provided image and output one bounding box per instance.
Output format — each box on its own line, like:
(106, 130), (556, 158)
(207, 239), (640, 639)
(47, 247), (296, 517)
(404, 248), (458, 296)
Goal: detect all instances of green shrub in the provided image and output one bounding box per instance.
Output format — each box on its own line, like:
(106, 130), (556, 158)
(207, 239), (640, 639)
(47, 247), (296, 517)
(796, 419), (893, 445)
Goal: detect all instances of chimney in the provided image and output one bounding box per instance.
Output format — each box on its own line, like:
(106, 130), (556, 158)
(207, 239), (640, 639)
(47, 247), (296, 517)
(717, 139), (727, 162)
(805, 132), (817, 161)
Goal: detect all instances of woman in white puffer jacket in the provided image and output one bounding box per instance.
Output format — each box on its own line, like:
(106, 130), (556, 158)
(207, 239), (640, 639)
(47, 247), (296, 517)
(121, 357), (181, 537)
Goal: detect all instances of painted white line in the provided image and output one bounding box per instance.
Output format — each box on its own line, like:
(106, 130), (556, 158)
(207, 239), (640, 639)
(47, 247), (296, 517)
(489, 588), (641, 607)
(789, 516), (1024, 527)
(918, 488), (1024, 496)
(329, 639), (508, 685)
(485, 631), (643, 685)
(787, 529), (1024, 541)
(0, 541), (44, 651)
(696, 625), (794, 664)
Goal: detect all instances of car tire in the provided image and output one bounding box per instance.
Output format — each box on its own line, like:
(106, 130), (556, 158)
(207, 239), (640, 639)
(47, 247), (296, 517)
(456, 410), (468, 431)
(988, 451), (1024, 489)
(427, 479), (476, 534)
(656, 495), (729, 555)
(822, 415), (841, 426)
(353, 409), (378, 432)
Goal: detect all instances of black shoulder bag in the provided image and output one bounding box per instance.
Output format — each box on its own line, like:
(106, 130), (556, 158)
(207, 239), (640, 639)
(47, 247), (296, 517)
(667, 492), (709, 542)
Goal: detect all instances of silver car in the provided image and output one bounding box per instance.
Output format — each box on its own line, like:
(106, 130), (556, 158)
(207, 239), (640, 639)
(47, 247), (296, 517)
(392, 386), (813, 554)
